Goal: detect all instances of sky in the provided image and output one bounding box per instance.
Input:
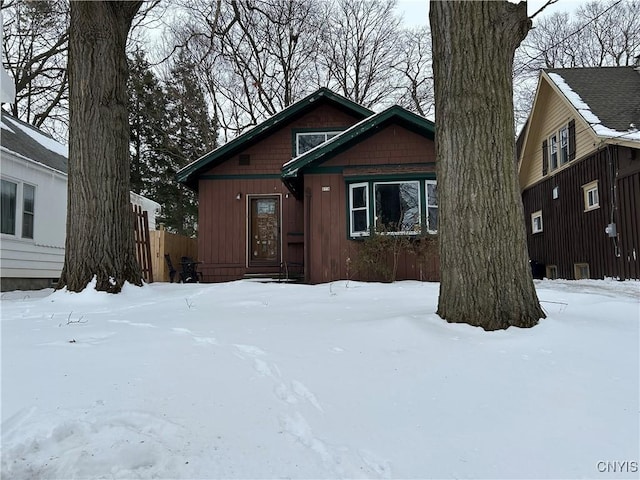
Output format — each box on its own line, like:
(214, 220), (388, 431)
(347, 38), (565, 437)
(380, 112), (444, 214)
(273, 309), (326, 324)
(397, 0), (585, 28)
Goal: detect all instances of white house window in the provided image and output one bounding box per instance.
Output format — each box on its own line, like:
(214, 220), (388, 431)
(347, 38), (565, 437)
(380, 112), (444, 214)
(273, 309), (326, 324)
(1, 179), (17, 235)
(348, 179), (437, 238)
(349, 182), (369, 237)
(549, 134), (558, 170)
(22, 183), (35, 239)
(296, 131), (341, 156)
(1, 179), (36, 239)
(559, 126), (569, 165)
(531, 210), (543, 234)
(426, 180), (438, 233)
(582, 180), (599, 211)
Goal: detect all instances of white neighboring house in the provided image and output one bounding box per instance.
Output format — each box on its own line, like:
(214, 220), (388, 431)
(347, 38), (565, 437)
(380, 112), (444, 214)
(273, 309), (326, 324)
(0, 111), (161, 291)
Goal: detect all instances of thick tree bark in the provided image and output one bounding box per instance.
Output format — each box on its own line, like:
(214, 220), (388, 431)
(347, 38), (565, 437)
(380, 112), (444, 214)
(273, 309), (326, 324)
(430, 1), (545, 330)
(59, 1), (143, 293)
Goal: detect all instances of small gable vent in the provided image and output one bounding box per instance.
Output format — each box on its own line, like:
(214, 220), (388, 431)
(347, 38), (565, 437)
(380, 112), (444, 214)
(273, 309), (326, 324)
(239, 154), (250, 165)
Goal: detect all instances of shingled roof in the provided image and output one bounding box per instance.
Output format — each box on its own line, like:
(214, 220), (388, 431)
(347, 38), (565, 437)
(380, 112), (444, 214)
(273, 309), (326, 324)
(546, 67), (640, 134)
(1, 110), (68, 174)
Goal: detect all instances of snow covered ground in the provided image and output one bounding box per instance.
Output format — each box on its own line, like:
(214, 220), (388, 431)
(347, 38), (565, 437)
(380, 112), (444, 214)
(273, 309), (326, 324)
(1, 279), (638, 479)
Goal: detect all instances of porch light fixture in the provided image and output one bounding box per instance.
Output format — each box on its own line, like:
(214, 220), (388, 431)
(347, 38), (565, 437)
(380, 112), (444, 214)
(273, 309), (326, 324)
(236, 192), (242, 200)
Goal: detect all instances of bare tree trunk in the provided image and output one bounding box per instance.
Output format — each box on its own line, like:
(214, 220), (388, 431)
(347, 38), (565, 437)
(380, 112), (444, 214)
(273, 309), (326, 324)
(59, 1), (143, 293)
(430, 0), (545, 330)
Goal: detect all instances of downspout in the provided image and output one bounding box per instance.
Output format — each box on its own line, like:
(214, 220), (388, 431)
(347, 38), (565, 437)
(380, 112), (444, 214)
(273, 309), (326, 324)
(304, 186), (312, 284)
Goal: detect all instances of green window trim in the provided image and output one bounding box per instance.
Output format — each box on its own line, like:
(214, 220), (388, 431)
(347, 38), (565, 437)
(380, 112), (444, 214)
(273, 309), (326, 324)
(345, 177), (437, 240)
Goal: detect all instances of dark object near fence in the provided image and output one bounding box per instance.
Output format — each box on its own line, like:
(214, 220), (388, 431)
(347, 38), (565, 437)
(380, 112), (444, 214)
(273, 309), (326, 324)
(180, 256), (202, 283)
(530, 260), (545, 280)
(164, 254), (177, 283)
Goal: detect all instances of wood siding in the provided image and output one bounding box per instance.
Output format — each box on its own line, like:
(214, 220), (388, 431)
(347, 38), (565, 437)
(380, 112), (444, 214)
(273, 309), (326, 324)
(522, 145), (640, 279)
(196, 103), (361, 282)
(519, 78), (598, 190)
(305, 123), (438, 284)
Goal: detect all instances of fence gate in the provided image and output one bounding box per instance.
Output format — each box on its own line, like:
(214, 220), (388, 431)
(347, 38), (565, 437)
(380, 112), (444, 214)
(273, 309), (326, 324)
(132, 204), (153, 283)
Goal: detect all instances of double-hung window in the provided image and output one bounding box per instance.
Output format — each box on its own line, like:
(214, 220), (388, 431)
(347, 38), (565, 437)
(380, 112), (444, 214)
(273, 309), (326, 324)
(559, 126), (569, 165)
(1, 179), (17, 235)
(426, 180), (438, 234)
(296, 131), (341, 156)
(582, 180), (599, 211)
(531, 210), (543, 234)
(1, 179), (35, 239)
(349, 183), (369, 237)
(22, 184), (35, 239)
(549, 134), (558, 170)
(543, 120), (575, 176)
(348, 179), (437, 237)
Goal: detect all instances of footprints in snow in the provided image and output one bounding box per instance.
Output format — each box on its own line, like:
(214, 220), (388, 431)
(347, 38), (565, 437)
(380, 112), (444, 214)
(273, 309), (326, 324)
(232, 343), (324, 413)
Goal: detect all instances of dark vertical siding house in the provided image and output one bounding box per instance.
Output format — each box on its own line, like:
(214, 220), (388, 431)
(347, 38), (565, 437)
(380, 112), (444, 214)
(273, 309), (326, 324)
(177, 88), (438, 283)
(518, 67), (640, 280)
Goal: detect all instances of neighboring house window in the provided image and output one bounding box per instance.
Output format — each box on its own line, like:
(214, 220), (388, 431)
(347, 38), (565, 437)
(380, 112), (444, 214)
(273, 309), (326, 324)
(531, 210), (543, 234)
(348, 179), (437, 238)
(22, 184), (35, 239)
(1, 179), (36, 239)
(296, 131), (341, 156)
(549, 133), (558, 170)
(546, 265), (558, 280)
(349, 182), (369, 237)
(559, 126), (569, 165)
(542, 120), (575, 176)
(1, 179), (17, 235)
(582, 180), (599, 211)
(574, 263), (590, 280)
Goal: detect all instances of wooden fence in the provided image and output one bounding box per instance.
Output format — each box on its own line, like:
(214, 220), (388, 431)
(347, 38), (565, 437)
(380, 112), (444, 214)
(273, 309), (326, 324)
(149, 226), (198, 282)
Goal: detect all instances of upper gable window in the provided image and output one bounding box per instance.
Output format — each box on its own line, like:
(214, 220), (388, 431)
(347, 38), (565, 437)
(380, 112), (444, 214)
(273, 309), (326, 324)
(559, 126), (569, 165)
(549, 133), (558, 170)
(542, 120), (575, 176)
(296, 131), (341, 156)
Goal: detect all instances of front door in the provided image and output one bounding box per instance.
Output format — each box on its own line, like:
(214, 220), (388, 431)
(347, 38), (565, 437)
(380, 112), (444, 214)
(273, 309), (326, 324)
(248, 196), (280, 266)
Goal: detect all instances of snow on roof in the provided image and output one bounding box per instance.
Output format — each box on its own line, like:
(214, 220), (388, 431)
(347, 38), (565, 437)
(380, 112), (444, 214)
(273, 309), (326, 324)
(2, 115), (68, 157)
(1, 118), (15, 133)
(548, 72), (640, 143)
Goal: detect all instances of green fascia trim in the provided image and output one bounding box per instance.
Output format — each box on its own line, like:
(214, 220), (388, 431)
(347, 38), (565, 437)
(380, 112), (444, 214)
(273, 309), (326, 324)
(282, 105), (436, 178)
(200, 174), (282, 180)
(176, 88), (373, 187)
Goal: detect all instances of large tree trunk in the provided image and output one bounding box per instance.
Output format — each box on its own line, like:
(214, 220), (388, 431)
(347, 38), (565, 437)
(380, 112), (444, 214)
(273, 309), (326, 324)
(430, 1), (545, 330)
(59, 1), (143, 293)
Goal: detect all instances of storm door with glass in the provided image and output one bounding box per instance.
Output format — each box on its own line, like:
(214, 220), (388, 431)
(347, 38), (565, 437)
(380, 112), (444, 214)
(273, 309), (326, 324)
(248, 196), (281, 266)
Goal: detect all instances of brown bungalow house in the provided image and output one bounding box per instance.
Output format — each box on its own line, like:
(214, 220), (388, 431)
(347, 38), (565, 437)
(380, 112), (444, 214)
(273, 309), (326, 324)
(176, 88), (438, 284)
(518, 67), (640, 280)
